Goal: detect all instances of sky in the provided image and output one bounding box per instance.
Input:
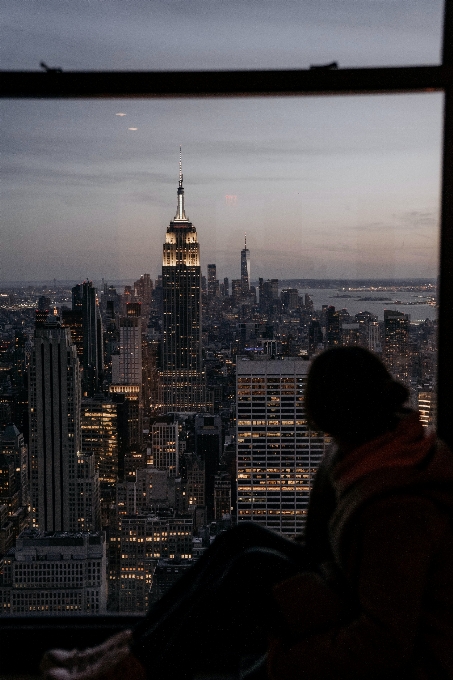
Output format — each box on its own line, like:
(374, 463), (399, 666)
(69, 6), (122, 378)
(0, 0), (445, 283)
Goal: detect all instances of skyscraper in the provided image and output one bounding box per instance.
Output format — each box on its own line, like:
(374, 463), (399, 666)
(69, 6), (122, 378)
(240, 234), (250, 294)
(112, 303), (143, 390)
(384, 309), (410, 384)
(326, 305), (341, 347)
(29, 321), (82, 531)
(159, 151), (205, 412)
(236, 357), (329, 537)
(71, 281), (103, 397)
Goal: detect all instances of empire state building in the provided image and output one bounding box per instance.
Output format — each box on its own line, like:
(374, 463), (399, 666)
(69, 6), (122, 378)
(159, 152), (206, 412)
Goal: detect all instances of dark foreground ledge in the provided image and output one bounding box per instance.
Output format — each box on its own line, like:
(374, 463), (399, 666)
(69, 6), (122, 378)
(0, 615), (143, 676)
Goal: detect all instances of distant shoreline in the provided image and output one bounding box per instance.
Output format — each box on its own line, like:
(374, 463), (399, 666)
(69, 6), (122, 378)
(0, 277), (437, 290)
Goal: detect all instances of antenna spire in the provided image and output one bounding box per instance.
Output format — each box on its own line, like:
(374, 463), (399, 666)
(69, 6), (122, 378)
(174, 146), (187, 221)
(179, 146), (183, 187)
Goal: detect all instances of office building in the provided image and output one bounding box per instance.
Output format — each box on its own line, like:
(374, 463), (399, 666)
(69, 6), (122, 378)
(151, 417), (179, 477)
(28, 322), (82, 532)
(280, 289), (299, 313)
(72, 281), (103, 397)
(76, 453), (101, 532)
(29, 320), (101, 533)
(368, 321), (382, 354)
(236, 357), (329, 537)
(1, 424), (28, 509)
(259, 279), (279, 315)
(194, 414), (222, 520)
(112, 303), (142, 391)
(214, 473), (232, 521)
(326, 306), (341, 347)
(384, 309), (410, 383)
(81, 397), (118, 486)
(118, 514), (193, 613)
(159, 152), (206, 412)
(134, 274), (153, 326)
(148, 558), (194, 607)
(0, 530), (107, 615)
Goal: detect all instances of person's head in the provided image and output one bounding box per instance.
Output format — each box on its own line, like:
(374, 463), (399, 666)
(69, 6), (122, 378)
(305, 346), (409, 446)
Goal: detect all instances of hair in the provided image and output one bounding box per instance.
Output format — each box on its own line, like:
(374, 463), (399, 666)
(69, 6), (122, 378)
(305, 346), (410, 443)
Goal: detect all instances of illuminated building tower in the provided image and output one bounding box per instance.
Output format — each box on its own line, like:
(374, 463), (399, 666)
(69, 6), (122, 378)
(159, 150), (205, 413)
(341, 323), (361, 346)
(109, 305), (143, 482)
(81, 397), (119, 485)
(384, 309), (410, 383)
(240, 234), (250, 294)
(28, 321), (81, 532)
(236, 357), (329, 537)
(418, 391), (436, 429)
(118, 514), (193, 613)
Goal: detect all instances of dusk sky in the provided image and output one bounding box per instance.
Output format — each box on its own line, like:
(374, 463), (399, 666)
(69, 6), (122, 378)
(0, 1), (445, 283)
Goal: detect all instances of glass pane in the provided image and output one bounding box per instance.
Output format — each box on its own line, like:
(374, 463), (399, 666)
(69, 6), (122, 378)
(0, 93), (442, 614)
(1, 0), (445, 71)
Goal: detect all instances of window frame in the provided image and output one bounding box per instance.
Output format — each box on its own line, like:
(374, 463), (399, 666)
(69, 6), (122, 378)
(4, 57), (450, 438)
(0, 3), (452, 671)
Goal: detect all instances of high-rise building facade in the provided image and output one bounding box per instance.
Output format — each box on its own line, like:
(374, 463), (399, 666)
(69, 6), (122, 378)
(240, 234), (250, 294)
(118, 514), (193, 613)
(29, 322), (82, 532)
(159, 153), (205, 412)
(81, 397), (118, 486)
(236, 357), (329, 537)
(112, 303), (143, 390)
(151, 417), (179, 477)
(384, 309), (410, 384)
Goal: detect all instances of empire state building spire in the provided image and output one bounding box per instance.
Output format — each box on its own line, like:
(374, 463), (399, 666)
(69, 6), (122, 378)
(174, 146), (188, 221)
(160, 150), (206, 413)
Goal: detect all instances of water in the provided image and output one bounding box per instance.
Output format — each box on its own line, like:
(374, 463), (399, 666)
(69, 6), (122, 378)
(298, 288), (437, 322)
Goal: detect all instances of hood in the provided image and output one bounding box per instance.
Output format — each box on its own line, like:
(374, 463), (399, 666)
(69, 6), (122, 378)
(328, 413), (453, 556)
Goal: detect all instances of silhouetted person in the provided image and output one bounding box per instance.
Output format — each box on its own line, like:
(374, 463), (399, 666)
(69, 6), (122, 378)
(42, 347), (453, 680)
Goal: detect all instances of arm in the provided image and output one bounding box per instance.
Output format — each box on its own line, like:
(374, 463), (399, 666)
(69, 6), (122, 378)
(269, 496), (445, 680)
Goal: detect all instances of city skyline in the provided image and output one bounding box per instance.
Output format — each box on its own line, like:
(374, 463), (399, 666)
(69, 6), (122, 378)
(1, 1), (444, 282)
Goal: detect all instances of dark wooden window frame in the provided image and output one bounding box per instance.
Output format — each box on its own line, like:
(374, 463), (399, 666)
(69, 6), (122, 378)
(1, 2), (453, 674)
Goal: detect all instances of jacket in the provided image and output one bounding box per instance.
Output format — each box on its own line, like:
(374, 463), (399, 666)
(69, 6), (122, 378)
(269, 412), (453, 680)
